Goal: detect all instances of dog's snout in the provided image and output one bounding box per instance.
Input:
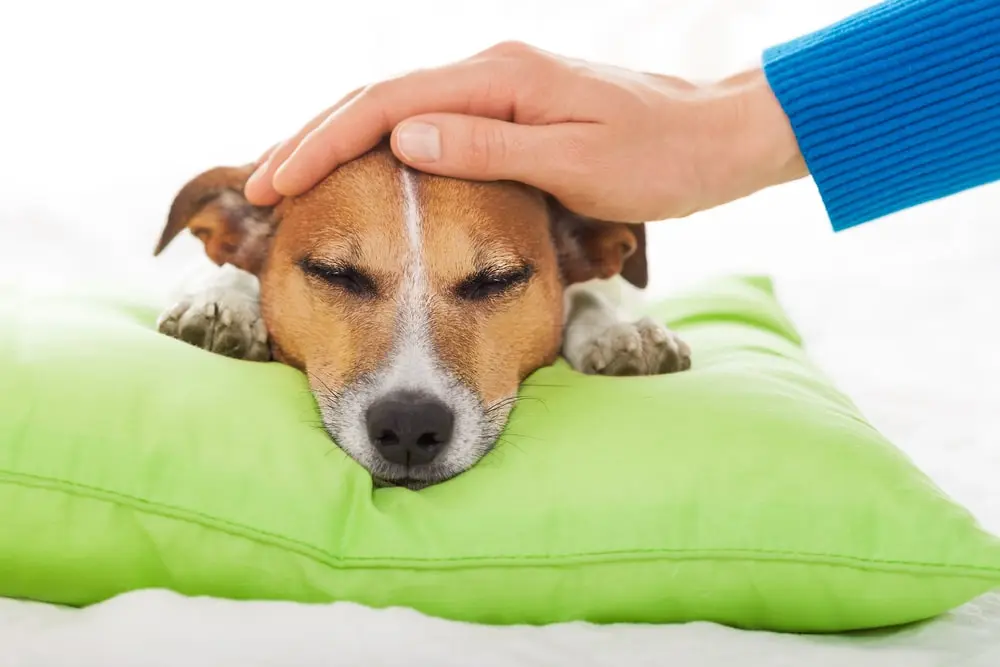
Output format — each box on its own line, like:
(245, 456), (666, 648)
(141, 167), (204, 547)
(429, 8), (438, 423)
(366, 391), (454, 466)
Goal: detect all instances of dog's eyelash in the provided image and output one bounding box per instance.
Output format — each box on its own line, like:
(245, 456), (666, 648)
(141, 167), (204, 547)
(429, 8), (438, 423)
(455, 265), (534, 301)
(299, 259), (377, 298)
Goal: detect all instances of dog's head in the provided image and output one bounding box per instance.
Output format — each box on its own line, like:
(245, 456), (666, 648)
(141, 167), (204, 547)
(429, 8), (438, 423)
(155, 144), (645, 487)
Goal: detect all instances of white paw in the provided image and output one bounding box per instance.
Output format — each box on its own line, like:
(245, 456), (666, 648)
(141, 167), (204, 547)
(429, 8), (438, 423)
(157, 286), (269, 361)
(577, 317), (691, 376)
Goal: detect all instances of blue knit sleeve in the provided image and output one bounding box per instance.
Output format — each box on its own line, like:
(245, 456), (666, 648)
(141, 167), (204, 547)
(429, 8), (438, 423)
(762, 0), (1000, 231)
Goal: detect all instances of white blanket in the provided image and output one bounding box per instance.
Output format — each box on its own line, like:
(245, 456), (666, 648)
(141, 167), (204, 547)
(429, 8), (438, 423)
(1, 590), (998, 667)
(2, 0), (999, 664)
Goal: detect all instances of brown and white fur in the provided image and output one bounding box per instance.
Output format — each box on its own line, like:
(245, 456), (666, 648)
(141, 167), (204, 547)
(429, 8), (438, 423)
(154, 144), (690, 488)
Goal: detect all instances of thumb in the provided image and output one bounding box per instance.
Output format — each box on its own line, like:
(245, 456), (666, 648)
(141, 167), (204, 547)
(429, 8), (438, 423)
(390, 114), (567, 188)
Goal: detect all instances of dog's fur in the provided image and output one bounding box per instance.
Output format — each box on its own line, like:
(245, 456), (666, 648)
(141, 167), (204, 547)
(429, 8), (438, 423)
(154, 144), (690, 488)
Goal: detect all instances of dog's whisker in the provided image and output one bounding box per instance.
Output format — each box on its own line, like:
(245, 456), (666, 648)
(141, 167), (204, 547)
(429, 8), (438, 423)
(494, 437), (526, 455)
(484, 400), (518, 415)
(519, 381), (571, 390)
(498, 430), (539, 443)
(508, 396), (550, 412)
(306, 371), (340, 398)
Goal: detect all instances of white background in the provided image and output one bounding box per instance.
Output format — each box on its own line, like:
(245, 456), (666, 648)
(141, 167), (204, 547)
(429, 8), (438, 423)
(1, 1), (999, 664)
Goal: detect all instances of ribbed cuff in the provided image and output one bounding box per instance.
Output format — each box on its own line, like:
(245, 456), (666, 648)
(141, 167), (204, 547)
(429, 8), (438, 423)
(762, 0), (1000, 231)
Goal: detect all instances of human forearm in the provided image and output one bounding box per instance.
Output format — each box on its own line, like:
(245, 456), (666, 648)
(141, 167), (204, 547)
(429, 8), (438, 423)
(763, 0), (1000, 230)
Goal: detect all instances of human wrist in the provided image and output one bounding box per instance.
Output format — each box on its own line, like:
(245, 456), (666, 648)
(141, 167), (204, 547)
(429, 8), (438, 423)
(720, 69), (807, 194)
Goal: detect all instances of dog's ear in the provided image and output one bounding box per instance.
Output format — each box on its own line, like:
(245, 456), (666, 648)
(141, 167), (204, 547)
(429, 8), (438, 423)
(154, 165), (276, 275)
(548, 197), (648, 288)
(618, 222), (648, 288)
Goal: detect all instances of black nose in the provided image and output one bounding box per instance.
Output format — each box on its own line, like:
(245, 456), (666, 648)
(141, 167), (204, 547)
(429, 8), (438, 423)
(365, 391), (454, 466)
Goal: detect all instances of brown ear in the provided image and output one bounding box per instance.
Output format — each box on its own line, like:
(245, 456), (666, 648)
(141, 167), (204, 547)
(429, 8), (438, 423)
(548, 198), (648, 288)
(154, 165), (275, 275)
(618, 222), (648, 288)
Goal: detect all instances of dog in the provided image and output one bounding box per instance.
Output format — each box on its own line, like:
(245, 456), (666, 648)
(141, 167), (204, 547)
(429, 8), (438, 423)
(153, 143), (691, 488)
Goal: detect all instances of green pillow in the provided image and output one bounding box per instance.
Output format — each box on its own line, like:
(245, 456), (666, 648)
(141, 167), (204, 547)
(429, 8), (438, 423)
(0, 275), (997, 633)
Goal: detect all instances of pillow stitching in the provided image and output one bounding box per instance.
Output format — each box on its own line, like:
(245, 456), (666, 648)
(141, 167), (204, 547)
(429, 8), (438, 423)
(3, 469), (999, 579)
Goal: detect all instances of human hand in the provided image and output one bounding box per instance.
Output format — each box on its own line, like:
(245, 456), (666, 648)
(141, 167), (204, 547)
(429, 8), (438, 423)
(245, 42), (807, 222)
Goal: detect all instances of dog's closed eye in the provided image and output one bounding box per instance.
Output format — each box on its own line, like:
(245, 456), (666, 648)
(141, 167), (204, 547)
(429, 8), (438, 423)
(299, 258), (378, 298)
(455, 264), (534, 301)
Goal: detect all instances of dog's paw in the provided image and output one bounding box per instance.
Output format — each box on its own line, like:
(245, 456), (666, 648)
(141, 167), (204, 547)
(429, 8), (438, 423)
(576, 317), (691, 376)
(157, 287), (270, 361)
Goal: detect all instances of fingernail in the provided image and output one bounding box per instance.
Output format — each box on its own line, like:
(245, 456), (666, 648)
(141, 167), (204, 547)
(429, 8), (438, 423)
(396, 122), (441, 162)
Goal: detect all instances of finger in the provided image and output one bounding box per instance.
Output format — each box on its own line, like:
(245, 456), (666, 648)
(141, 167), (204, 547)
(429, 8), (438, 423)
(253, 143), (280, 168)
(389, 113), (585, 192)
(241, 142), (284, 204)
(244, 87), (364, 205)
(271, 59), (532, 197)
(244, 139), (295, 206)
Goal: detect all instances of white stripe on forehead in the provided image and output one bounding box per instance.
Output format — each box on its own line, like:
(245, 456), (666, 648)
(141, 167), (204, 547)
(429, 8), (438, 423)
(401, 167), (423, 264)
(399, 166), (427, 335)
(377, 166), (441, 394)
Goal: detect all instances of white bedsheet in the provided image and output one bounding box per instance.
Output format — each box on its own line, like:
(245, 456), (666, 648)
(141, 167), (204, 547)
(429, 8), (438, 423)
(1, 589), (998, 667)
(2, 0), (999, 664)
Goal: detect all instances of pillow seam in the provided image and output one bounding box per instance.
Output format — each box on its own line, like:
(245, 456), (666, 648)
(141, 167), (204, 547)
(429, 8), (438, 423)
(3, 469), (999, 580)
